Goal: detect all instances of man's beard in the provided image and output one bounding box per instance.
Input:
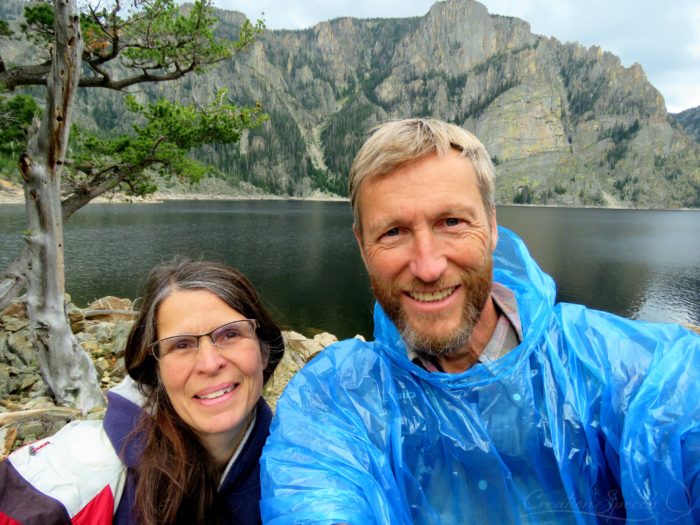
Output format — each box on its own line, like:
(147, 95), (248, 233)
(371, 256), (493, 357)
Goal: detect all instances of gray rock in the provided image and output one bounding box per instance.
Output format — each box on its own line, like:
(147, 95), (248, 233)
(112, 356), (127, 381)
(111, 320), (134, 357)
(1, 316), (28, 332)
(47, 419), (68, 436)
(85, 322), (117, 344)
(0, 334), (13, 365)
(0, 301), (28, 332)
(0, 364), (11, 398)
(8, 331), (34, 366)
(17, 420), (45, 442)
(94, 357), (109, 376)
(19, 374), (39, 392)
(313, 332), (338, 349)
(22, 396), (55, 409)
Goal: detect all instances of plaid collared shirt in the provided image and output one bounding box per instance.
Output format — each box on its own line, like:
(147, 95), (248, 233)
(408, 282), (522, 373)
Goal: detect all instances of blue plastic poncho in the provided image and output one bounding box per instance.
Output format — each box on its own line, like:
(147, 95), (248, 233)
(261, 227), (700, 524)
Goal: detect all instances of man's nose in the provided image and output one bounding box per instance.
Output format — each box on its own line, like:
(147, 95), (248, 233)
(408, 231), (447, 283)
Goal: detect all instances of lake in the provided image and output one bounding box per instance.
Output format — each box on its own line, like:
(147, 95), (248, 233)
(0, 201), (698, 339)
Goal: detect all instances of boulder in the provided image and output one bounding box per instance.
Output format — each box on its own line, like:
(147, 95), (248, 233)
(263, 330), (339, 410)
(16, 420), (44, 443)
(7, 332), (34, 366)
(0, 365), (11, 398)
(85, 297), (136, 322)
(112, 357), (127, 382)
(67, 302), (86, 333)
(111, 320), (134, 357)
(0, 301), (28, 332)
(313, 332), (339, 348)
(85, 321), (118, 344)
(283, 330), (324, 362)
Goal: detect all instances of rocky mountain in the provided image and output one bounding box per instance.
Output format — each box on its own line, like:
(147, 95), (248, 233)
(673, 106), (700, 143)
(3, 0), (699, 207)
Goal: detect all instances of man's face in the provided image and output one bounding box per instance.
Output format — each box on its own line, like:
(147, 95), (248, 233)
(355, 150), (497, 356)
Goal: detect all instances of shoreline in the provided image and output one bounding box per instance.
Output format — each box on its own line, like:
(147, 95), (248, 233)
(0, 188), (348, 205)
(1, 178), (697, 211)
(0, 175), (349, 204)
(2, 190), (698, 211)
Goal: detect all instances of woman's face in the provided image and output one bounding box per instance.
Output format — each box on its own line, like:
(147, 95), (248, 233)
(155, 288), (265, 461)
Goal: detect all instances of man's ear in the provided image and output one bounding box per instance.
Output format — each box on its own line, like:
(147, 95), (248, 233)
(490, 209), (498, 252)
(353, 224), (369, 269)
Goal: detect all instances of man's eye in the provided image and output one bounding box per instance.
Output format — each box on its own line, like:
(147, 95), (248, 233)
(384, 227), (400, 237)
(444, 218), (461, 227)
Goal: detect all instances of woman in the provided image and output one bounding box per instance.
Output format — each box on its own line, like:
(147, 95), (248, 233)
(0, 259), (285, 524)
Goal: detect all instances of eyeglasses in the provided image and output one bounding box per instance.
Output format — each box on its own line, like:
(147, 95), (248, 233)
(150, 319), (258, 361)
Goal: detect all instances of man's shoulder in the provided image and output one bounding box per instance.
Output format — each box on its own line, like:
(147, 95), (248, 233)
(277, 336), (397, 406)
(552, 302), (700, 396)
(555, 302), (699, 349)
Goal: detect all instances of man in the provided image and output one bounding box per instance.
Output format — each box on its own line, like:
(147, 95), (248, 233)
(261, 119), (700, 524)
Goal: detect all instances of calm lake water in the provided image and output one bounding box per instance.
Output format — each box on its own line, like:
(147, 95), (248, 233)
(0, 201), (698, 339)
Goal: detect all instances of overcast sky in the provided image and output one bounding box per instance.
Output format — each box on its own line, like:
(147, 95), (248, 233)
(213, 0), (700, 113)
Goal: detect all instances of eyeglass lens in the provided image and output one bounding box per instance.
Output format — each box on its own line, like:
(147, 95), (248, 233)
(156, 320), (256, 358)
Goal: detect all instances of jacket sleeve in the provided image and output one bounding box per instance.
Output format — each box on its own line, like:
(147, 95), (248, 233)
(260, 340), (410, 525)
(0, 420), (127, 525)
(620, 327), (700, 524)
(560, 304), (700, 524)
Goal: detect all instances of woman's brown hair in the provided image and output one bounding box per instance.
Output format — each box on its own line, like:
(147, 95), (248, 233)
(123, 258), (284, 525)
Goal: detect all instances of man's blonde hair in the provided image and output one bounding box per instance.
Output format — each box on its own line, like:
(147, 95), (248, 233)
(349, 118), (496, 233)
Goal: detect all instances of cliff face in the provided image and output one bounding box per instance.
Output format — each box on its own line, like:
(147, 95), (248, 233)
(4, 0), (699, 207)
(674, 106), (700, 143)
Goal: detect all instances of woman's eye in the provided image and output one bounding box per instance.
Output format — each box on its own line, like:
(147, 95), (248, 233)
(167, 338), (196, 352)
(223, 330), (241, 340)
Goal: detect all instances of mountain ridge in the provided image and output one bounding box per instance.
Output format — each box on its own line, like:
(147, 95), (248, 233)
(2, 0), (698, 207)
(673, 106), (700, 143)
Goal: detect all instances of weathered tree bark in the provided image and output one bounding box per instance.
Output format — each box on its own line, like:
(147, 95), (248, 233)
(0, 248), (28, 312)
(0, 407), (82, 427)
(18, 0), (104, 412)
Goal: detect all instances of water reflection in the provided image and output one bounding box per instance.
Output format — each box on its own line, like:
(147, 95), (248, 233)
(497, 207), (700, 326)
(0, 202), (698, 337)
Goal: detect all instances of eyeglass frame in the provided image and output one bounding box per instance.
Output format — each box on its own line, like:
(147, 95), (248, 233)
(149, 319), (258, 361)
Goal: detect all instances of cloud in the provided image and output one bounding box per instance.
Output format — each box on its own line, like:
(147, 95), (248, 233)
(217, 0), (434, 29)
(689, 6), (700, 58)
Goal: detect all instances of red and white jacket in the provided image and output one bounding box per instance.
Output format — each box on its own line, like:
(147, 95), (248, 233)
(0, 419), (126, 524)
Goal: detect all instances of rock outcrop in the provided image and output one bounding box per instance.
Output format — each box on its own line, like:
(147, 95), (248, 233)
(673, 105), (700, 143)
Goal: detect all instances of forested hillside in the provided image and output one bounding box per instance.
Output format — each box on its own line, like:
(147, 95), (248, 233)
(673, 106), (700, 143)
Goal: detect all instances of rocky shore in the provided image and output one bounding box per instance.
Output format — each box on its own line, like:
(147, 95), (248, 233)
(0, 296), (342, 459)
(0, 176), (346, 204)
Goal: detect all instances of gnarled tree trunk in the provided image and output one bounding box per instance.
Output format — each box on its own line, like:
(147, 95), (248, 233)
(0, 247), (28, 312)
(18, 0), (104, 412)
